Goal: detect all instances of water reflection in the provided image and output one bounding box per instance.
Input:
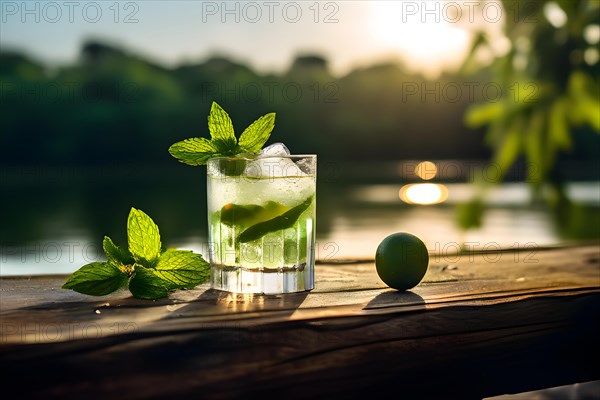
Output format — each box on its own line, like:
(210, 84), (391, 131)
(400, 183), (449, 205)
(401, 160), (448, 205)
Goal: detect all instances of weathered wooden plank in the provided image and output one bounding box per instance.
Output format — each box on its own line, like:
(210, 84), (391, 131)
(0, 245), (598, 399)
(1, 294), (598, 399)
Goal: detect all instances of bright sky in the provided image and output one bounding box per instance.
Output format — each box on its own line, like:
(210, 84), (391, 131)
(0, 1), (483, 77)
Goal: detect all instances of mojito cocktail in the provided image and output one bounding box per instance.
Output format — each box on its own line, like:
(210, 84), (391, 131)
(207, 153), (316, 294)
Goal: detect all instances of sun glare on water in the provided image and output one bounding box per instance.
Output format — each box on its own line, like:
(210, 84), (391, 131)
(400, 183), (449, 205)
(369, 1), (472, 77)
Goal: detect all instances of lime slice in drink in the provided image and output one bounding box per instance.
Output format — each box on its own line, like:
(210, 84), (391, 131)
(237, 195), (314, 243)
(219, 201), (289, 227)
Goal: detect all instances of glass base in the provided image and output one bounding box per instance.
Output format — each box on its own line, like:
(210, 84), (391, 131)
(210, 263), (314, 294)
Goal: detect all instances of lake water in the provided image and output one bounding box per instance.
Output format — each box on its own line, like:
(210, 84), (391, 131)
(1, 165), (598, 276)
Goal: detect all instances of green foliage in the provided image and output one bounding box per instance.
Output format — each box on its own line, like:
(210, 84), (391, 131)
(169, 102), (275, 165)
(458, 0), (600, 230)
(63, 208), (209, 299)
(456, 198), (484, 231)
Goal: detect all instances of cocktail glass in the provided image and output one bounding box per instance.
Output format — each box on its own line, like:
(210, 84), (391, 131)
(207, 154), (316, 294)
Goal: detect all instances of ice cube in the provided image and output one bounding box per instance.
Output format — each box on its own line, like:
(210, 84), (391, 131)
(259, 142), (290, 158)
(246, 158), (305, 178)
(247, 143), (307, 178)
(295, 158), (315, 175)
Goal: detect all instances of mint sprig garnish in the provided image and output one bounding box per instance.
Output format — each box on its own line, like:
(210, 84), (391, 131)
(63, 208), (209, 300)
(169, 101), (275, 166)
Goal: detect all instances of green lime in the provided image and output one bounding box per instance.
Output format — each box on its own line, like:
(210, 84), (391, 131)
(375, 232), (429, 291)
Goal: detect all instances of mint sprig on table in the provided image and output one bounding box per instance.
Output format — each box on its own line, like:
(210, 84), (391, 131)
(169, 101), (275, 165)
(63, 208), (209, 300)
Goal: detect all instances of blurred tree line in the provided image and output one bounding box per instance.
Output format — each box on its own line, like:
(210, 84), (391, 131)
(2, 39), (596, 169)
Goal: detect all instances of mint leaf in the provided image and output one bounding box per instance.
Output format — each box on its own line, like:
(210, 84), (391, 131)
(103, 236), (135, 266)
(238, 112), (275, 153)
(129, 267), (170, 300)
(169, 137), (219, 166)
(208, 102), (237, 152)
(153, 249), (210, 290)
(127, 208), (161, 266)
(62, 262), (128, 296)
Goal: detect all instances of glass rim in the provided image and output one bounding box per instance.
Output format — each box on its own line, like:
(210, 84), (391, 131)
(208, 154), (317, 162)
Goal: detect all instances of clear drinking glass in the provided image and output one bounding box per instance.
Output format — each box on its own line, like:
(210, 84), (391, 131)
(207, 154), (316, 294)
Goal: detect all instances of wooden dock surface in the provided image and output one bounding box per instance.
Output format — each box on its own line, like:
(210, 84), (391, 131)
(1, 245), (599, 399)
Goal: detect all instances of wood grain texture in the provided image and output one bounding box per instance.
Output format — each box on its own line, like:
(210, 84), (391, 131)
(1, 245), (599, 399)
